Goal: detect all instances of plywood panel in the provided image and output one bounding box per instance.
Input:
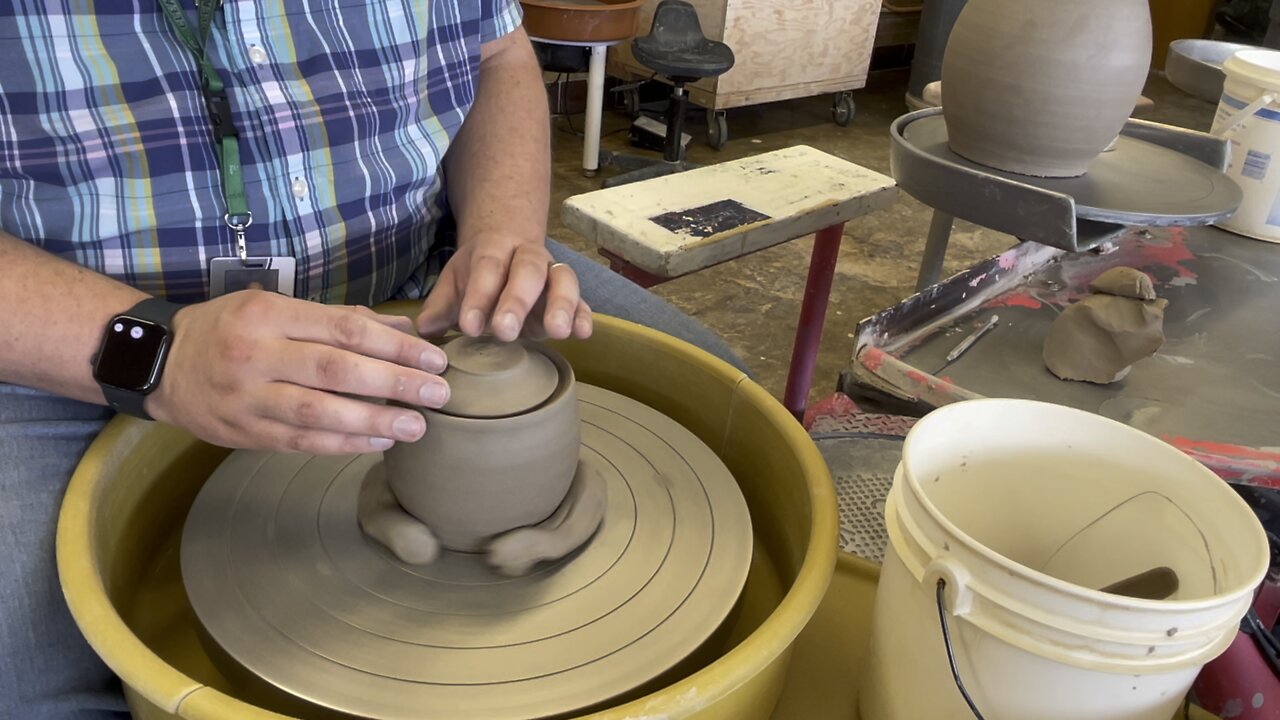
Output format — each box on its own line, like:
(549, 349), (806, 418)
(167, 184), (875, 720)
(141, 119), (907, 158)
(717, 0), (881, 98)
(605, 0), (882, 110)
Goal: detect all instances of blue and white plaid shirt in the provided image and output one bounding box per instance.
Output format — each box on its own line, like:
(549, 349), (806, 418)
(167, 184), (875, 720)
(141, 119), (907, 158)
(0, 0), (523, 304)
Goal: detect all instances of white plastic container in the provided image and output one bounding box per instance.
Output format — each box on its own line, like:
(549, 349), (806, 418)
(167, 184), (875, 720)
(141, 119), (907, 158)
(1212, 49), (1280, 243)
(859, 399), (1269, 720)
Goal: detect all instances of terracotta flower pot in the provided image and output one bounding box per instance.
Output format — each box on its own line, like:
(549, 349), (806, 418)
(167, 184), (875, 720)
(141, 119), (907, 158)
(520, 0), (646, 44)
(383, 337), (580, 552)
(941, 0), (1153, 178)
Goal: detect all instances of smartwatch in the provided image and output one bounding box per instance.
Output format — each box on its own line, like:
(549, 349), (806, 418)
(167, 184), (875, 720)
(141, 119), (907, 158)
(92, 297), (184, 421)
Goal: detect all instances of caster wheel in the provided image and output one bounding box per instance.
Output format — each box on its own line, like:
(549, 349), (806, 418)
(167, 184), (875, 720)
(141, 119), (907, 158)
(833, 92), (856, 128)
(707, 110), (728, 150)
(624, 87), (641, 119)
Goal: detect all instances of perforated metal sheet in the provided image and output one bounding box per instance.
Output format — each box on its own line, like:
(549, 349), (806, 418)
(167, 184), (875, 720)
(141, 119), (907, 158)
(810, 413), (912, 565)
(831, 469), (895, 564)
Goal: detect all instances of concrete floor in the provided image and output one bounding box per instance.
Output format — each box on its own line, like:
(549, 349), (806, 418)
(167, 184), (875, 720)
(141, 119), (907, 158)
(545, 68), (1219, 406)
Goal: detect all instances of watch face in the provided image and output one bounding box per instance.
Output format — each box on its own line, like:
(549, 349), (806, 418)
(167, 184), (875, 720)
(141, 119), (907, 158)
(96, 316), (169, 392)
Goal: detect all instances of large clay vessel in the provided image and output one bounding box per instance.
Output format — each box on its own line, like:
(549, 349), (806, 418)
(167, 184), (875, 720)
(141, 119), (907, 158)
(941, 0), (1153, 178)
(382, 336), (580, 552)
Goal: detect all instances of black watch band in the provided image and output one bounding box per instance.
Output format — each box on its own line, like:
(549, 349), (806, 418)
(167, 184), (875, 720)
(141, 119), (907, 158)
(101, 382), (160, 422)
(94, 297), (184, 421)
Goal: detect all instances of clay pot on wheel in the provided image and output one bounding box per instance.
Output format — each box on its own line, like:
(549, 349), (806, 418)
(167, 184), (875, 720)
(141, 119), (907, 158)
(941, 0), (1153, 178)
(382, 336), (580, 552)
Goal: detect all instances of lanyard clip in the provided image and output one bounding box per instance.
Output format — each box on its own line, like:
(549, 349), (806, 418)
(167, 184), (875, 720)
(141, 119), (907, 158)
(224, 212), (253, 263)
(204, 89), (238, 142)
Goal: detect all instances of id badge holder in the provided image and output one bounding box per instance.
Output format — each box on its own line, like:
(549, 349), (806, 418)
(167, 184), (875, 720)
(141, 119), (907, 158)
(210, 256), (297, 297)
(209, 213), (298, 297)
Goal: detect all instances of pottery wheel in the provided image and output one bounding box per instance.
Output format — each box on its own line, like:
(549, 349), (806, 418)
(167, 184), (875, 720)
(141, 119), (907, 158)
(180, 384), (753, 720)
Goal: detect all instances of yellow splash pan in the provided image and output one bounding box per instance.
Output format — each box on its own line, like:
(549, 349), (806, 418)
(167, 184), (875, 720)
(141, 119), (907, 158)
(56, 307), (840, 720)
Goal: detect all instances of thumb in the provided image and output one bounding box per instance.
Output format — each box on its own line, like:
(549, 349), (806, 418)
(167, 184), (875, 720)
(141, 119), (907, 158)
(417, 279), (462, 339)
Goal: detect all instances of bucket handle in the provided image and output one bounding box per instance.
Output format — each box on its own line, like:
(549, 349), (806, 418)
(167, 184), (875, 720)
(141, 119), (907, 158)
(1214, 93), (1277, 138)
(935, 580), (988, 720)
(927, 558), (987, 720)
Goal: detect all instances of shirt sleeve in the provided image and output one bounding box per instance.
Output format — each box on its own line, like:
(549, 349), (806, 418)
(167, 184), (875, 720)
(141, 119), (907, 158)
(480, 0), (524, 43)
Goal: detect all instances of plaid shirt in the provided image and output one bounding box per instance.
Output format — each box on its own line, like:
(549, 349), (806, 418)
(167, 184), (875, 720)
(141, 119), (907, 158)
(0, 0), (523, 304)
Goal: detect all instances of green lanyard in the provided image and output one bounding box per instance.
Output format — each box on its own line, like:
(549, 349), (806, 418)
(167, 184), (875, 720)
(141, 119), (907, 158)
(157, 0), (252, 261)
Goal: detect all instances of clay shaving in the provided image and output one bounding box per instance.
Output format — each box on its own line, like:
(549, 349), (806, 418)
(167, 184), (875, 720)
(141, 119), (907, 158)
(1089, 267), (1157, 301)
(1043, 267), (1169, 384)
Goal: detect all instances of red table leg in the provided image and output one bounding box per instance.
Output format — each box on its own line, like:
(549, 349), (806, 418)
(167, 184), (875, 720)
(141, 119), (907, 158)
(597, 249), (669, 289)
(783, 223), (846, 421)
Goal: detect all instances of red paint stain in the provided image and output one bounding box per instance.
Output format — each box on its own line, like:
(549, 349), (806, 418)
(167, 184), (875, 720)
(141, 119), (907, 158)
(1165, 436), (1280, 486)
(997, 251), (1018, 270)
(1133, 228), (1198, 281)
(1168, 437), (1280, 463)
(802, 392), (861, 430)
(905, 369), (931, 387)
(986, 291), (1042, 310)
(861, 346), (886, 372)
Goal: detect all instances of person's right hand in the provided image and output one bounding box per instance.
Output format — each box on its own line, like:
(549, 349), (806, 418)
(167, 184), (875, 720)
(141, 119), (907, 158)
(144, 290), (451, 455)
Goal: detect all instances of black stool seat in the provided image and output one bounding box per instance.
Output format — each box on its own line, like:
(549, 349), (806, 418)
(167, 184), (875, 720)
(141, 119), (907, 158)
(633, 0), (735, 79)
(599, 0), (735, 188)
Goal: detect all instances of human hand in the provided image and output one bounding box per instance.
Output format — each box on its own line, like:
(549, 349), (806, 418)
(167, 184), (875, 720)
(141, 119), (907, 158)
(415, 237), (593, 342)
(145, 290), (451, 455)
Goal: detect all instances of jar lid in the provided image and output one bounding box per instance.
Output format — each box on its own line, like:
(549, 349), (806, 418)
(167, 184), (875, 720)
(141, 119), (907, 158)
(437, 336), (560, 418)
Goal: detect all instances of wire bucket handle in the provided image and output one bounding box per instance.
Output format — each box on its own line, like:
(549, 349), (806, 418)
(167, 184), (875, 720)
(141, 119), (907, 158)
(934, 576), (988, 720)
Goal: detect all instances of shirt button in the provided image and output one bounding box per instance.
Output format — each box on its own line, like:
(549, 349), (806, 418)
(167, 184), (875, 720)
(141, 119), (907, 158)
(248, 45), (268, 65)
(291, 179), (309, 198)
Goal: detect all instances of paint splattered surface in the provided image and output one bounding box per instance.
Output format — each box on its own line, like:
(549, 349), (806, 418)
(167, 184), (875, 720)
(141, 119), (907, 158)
(870, 225), (1280, 465)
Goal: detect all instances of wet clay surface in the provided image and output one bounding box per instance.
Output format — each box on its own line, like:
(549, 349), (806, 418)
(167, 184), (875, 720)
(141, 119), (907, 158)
(1043, 294), (1169, 384)
(1045, 265), (1169, 384)
(1089, 266), (1158, 301)
(382, 338), (580, 553)
(941, 0), (1152, 177)
(360, 459), (607, 576)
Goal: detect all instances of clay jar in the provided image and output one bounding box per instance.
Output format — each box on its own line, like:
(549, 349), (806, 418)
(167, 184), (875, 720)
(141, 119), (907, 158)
(382, 336), (580, 553)
(941, 0), (1153, 178)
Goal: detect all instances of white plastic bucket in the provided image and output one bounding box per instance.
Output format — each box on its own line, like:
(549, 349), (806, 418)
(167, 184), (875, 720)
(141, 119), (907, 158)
(859, 399), (1269, 720)
(1212, 49), (1280, 243)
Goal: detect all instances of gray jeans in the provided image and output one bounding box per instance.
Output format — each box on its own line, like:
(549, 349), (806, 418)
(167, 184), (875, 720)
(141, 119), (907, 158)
(0, 240), (744, 719)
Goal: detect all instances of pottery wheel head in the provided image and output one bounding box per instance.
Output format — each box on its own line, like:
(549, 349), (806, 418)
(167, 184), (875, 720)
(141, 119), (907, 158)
(180, 384), (753, 720)
(437, 336), (562, 418)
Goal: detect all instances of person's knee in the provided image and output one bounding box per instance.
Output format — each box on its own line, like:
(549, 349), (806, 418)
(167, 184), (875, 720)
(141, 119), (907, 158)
(0, 536), (128, 718)
(0, 389), (126, 718)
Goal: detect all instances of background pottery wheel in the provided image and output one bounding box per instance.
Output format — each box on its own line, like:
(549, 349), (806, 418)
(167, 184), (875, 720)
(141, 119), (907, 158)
(180, 384), (753, 720)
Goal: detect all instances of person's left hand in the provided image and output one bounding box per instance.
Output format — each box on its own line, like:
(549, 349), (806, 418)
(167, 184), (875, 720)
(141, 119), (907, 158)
(416, 236), (592, 342)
